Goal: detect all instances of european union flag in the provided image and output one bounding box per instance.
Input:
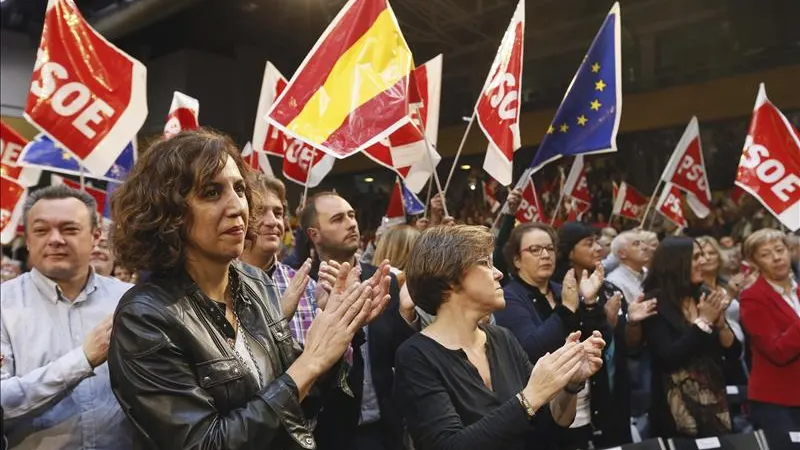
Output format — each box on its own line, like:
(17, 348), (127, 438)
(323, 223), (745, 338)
(401, 182), (425, 216)
(18, 134), (136, 183)
(529, 2), (621, 172)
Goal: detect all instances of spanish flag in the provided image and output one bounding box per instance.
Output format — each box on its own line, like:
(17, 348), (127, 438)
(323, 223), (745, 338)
(266, 0), (413, 159)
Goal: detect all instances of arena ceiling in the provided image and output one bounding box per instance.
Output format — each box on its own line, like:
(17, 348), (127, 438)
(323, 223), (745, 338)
(2, 0), (798, 126)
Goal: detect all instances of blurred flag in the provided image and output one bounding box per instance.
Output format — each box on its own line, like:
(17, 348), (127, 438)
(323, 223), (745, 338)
(1, 120), (42, 186)
(516, 177), (547, 223)
(241, 141), (275, 177)
(1, 175), (26, 244)
(401, 182), (425, 215)
(25, 0), (147, 176)
(611, 181), (647, 221)
(252, 62), (334, 187)
(18, 134), (135, 183)
(266, 0), (414, 159)
(656, 183), (687, 228)
(483, 179), (501, 213)
(530, 2), (622, 172)
(563, 155), (592, 205)
(381, 179), (407, 229)
(477, 0), (524, 186)
(51, 175), (109, 218)
(364, 55), (443, 193)
(660, 116), (712, 218)
(735, 83), (800, 231)
(164, 91), (199, 138)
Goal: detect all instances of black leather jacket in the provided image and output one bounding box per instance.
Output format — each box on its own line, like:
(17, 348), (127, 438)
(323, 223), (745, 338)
(108, 261), (332, 450)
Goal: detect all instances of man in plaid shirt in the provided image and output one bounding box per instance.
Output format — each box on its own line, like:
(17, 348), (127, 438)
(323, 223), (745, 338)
(240, 175), (319, 345)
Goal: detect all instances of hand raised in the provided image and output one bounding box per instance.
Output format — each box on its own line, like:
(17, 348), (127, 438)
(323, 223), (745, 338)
(281, 259), (311, 320)
(523, 340), (584, 407)
(627, 293), (657, 324)
(579, 262), (605, 305)
(561, 269), (579, 313)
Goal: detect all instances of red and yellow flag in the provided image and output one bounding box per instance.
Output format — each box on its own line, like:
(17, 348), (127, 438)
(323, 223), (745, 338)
(266, 0), (413, 159)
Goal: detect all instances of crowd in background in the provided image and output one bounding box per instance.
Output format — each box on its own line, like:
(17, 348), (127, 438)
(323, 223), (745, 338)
(1, 128), (798, 450)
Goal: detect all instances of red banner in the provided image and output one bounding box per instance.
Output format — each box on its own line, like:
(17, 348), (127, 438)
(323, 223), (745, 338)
(0, 121), (41, 186)
(477, 0), (524, 186)
(252, 62), (333, 187)
(735, 83), (800, 231)
(164, 91), (199, 138)
(1, 175), (26, 244)
(612, 181), (648, 221)
(25, 0), (147, 177)
(660, 117), (712, 218)
(656, 183), (687, 228)
(516, 177), (547, 223)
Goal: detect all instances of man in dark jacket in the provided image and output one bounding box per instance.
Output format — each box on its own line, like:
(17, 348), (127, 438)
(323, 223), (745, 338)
(300, 192), (417, 450)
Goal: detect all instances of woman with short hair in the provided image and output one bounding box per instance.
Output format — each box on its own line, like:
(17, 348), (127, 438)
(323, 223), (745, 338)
(107, 129), (390, 449)
(739, 229), (800, 430)
(394, 225), (605, 450)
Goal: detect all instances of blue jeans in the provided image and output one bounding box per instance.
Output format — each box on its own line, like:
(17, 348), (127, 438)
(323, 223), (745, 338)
(748, 400), (800, 430)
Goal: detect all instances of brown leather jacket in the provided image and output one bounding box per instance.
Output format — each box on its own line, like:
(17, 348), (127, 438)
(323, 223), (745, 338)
(109, 260), (335, 450)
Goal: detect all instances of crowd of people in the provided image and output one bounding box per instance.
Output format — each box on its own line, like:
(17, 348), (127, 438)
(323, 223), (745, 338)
(1, 128), (798, 450)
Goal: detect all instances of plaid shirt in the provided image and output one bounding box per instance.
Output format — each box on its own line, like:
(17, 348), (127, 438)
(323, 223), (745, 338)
(269, 260), (318, 346)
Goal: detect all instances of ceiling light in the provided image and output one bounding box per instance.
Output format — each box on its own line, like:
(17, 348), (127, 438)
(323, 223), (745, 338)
(364, 177), (374, 183)
(460, 164), (471, 170)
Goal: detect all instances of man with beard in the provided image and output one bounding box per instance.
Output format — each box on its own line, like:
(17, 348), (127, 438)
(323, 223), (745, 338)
(300, 192), (417, 450)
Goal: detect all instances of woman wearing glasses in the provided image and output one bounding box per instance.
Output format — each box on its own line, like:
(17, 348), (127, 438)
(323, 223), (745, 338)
(495, 223), (585, 363)
(394, 225), (605, 450)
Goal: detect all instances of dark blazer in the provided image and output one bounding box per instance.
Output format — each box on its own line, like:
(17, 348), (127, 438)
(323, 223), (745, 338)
(739, 276), (800, 407)
(312, 261), (416, 450)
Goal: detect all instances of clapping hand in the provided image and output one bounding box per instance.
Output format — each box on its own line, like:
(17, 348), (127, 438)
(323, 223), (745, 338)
(626, 293), (657, 324)
(566, 331), (605, 386)
(579, 262), (605, 305)
(281, 258), (311, 320)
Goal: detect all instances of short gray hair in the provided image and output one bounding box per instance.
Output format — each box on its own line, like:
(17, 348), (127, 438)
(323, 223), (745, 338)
(743, 228), (790, 261)
(22, 185), (98, 232)
(610, 230), (642, 257)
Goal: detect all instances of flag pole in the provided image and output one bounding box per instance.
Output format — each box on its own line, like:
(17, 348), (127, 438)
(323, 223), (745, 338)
(417, 122), (450, 217)
(639, 179), (663, 228)
(548, 168), (567, 226)
(423, 178), (433, 218)
(79, 167), (86, 192)
(442, 111), (476, 195)
(301, 149), (315, 210)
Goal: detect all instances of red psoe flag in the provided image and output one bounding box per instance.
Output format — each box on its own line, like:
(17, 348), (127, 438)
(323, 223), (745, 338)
(0, 175), (26, 244)
(477, 0), (525, 186)
(563, 155), (591, 205)
(660, 116), (712, 218)
(1, 121), (42, 186)
(611, 181), (648, 221)
(735, 83), (800, 231)
(253, 62), (334, 187)
(266, 0), (413, 159)
(25, 0), (147, 176)
(164, 91), (200, 138)
(656, 183), (688, 228)
(516, 177), (548, 224)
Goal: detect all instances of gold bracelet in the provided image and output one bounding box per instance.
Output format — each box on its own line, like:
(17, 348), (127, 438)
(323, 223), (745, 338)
(516, 392), (536, 419)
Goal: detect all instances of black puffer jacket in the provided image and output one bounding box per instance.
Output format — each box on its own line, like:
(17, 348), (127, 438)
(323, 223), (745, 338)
(108, 260), (337, 450)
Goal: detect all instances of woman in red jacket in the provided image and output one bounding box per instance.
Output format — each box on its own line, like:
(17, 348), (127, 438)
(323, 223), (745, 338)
(739, 228), (800, 430)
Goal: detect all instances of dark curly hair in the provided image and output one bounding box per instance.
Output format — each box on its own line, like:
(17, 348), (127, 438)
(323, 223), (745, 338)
(111, 129), (254, 273)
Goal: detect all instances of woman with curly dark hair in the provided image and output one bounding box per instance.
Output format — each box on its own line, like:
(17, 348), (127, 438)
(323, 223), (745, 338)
(107, 129), (391, 450)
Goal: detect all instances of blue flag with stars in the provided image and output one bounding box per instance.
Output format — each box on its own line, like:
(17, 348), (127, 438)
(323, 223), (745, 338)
(401, 182), (425, 216)
(18, 134), (136, 183)
(529, 2), (622, 172)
